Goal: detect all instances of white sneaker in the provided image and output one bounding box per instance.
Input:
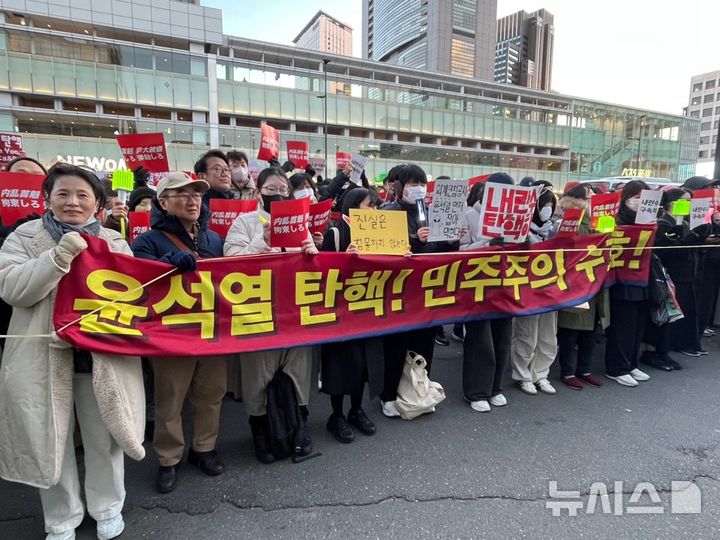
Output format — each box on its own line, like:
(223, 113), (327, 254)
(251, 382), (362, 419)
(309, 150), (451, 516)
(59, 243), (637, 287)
(470, 400), (491, 412)
(630, 368), (650, 382)
(47, 531), (75, 540)
(97, 514), (124, 540)
(381, 401), (401, 418)
(606, 373), (639, 387)
(518, 381), (537, 395)
(536, 379), (556, 395)
(489, 394), (507, 407)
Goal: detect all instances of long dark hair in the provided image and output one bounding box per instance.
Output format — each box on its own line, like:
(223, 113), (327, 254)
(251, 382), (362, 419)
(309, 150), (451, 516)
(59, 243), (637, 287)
(341, 188), (381, 215)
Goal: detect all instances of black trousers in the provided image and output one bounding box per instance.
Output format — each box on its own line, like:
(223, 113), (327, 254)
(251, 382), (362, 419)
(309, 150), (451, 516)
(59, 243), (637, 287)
(669, 281), (701, 351)
(557, 328), (595, 377)
(381, 328), (435, 402)
(605, 299), (647, 376)
(462, 318), (512, 401)
(698, 266), (720, 332)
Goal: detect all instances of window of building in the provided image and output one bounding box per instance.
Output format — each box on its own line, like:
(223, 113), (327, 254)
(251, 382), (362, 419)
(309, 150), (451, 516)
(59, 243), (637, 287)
(693, 82), (703, 92)
(452, 0), (478, 33)
(102, 103), (135, 116)
(700, 136), (709, 145)
(701, 122), (711, 131)
(699, 150), (707, 158)
(703, 108), (713, 117)
(690, 110), (700, 118)
(716, 106), (720, 115)
(706, 80), (716, 89)
(704, 93), (714, 103)
(62, 100), (96, 113)
(450, 38), (475, 78)
(176, 109), (193, 122)
(18, 96), (55, 109)
(140, 107), (171, 120)
(691, 96), (701, 106)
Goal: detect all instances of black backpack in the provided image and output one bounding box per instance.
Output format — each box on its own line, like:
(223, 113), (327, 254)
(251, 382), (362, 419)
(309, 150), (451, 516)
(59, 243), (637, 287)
(265, 369), (307, 460)
(647, 254), (669, 309)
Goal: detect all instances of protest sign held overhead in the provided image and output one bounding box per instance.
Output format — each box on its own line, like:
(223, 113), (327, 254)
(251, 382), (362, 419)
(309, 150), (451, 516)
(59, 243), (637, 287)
(286, 141), (309, 169)
(428, 178), (468, 242)
(478, 182), (538, 243)
(635, 189), (663, 225)
(350, 209), (410, 255)
(349, 154), (367, 186)
(270, 197), (310, 248)
(336, 152), (351, 170)
(0, 133), (24, 169)
(209, 198), (259, 238)
(690, 198), (713, 229)
(257, 123), (280, 161)
(589, 191), (621, 228)
(116, 133), (169, 173)
(0, 172), (45, 225)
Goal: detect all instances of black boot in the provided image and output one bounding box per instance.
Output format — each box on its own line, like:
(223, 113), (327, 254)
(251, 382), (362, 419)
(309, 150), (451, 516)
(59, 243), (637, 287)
(188, 449), (225, 476)
(347, 408), (376, 436)
(326, 413), (354, 443)
(156, 465), (177, 494)
(296, 406), (313, 456)
(640, 351), (672, 372)
(249, 415), (276, 464)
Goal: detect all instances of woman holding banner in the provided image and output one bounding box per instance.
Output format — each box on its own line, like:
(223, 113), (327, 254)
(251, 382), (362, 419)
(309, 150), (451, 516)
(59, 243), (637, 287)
(0, 163), (145, 540)
(224, 166), (318, 463)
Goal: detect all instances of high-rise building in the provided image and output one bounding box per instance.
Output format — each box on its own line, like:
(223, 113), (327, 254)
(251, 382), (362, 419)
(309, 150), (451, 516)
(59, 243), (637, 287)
(362, 0), (497, 81)
(293, 10), (353, 57)
(684, 70), (720, 177)
(495, 9), (554, 91)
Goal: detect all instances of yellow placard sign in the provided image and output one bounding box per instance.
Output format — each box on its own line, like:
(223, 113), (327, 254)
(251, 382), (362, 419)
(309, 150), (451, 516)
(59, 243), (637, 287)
(349, 209), (410, 255)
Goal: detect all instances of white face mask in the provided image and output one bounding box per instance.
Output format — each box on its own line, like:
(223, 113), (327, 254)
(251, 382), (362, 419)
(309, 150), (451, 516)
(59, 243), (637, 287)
(231, 167), (248, 184)
(293, 188), (313, 200)
(539, 206), (553, 222)
(626, 198), (640, 212)
(403, 185), (427, 203)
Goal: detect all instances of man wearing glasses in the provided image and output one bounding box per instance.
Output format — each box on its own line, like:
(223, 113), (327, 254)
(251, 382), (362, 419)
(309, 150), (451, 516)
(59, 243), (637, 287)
(195, 150), (234, 206)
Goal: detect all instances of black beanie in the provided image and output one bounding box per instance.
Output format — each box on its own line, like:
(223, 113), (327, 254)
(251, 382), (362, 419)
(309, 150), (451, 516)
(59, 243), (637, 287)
(128, 186), (156, 211)
(487, 172), (514, 185)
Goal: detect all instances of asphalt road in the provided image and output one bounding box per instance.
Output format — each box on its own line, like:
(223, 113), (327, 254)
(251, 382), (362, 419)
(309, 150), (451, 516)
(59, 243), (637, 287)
(2, 328), (720, 539)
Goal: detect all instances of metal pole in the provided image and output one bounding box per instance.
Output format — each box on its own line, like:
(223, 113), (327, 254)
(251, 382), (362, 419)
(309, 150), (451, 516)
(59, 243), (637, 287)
(636, 115), (645, 174)
(323, 59), (329, 174)
(714, 117), (720, 180)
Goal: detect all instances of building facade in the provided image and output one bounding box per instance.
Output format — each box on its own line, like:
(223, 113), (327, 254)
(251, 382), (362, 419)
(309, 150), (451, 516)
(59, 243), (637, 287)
(495, 9), (554, 91)
(293, 10), (353, 57)
(0, 0), (698, 185)
(685, 69), (720, 178)
(363, 0), (497, 81)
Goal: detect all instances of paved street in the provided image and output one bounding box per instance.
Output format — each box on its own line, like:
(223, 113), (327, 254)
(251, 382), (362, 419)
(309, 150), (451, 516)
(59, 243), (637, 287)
(2, 328), (720, 539)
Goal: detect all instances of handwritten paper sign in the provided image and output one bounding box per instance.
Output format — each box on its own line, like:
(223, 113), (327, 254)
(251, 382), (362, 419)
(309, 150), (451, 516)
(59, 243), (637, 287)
(428, 178), (468, 242)
(270, 197), (310, 248)
(635, 189), (662, 225)
(349, 209), (409, 255)
(286, 141), (309, 169)
(478, 183), (538, 242)
(0, 172), (44, 225)
(590, 191), (621, 228)
(257, 123), (280, 161)
(349, 153), (367, 186)
(690, 198), (712, 230)
(116, 133), (169, 173)
(128, 211), (151, 244)
(555, 208), (584, 238)
(0, 133), (24, 169)
(308, 157), (326, 175)
(209, 198), (258, 238)
(309, 199), (333, 234)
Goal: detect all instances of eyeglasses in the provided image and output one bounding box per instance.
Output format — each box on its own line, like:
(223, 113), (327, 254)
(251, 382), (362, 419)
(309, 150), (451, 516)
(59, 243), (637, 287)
(164, 192), (203, 201)
(261, 186), (290, 195)
(207, 165), (231, 175)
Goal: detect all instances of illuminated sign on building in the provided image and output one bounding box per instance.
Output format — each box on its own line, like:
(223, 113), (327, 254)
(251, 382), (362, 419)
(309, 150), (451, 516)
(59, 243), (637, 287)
(56, 155), (127, 171)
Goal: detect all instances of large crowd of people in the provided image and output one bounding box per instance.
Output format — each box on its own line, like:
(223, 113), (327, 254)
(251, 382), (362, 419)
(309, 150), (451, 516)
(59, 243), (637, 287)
(0, 149), (718, 540)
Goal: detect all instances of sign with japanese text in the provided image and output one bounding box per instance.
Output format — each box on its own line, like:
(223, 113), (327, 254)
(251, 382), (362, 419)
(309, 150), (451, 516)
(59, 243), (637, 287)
(555, 208), (584, 238)
(0, 133), (23, 169)
(209, 198), (258, 238)
(428, 178), (468, 242)
(115, 133), (169, 173)
(0, 172), (44, 225)
(257, 123), (280, 161)
(690, 198), (712, 230)
(309, 199), (333, 234)
(635, 190), (662, 225)
(478, 183), (538, 242)
(590, 191), (621, 229)
(128, 211), (151, 244)
(54, 226), (656, 357)
(349, 209), (410, 255)
(286, 141), (309, 169)
(336, 152), (351, 170)
(349, 153), (367, 186)
(270, 197), (310, 248)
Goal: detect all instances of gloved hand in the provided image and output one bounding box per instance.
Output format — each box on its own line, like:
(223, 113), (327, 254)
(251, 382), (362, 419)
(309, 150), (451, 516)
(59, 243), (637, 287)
(168, 251), (196, 273)
(489, 237), (505, 247)
(267, 157), (281, 168)
(52, 232), (88, 269)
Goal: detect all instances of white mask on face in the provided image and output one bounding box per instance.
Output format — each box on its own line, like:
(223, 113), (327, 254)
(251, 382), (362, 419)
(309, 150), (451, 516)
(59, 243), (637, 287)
(231, 167), (248, 184)
(293, 188), (313, 200)
(539, 206), (553, 222)
(626, 198), (640, 212)
(403, 185), (427, 203)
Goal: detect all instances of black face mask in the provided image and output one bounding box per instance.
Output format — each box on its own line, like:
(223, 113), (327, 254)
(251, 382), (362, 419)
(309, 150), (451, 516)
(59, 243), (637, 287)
(261, 194), (285, 211)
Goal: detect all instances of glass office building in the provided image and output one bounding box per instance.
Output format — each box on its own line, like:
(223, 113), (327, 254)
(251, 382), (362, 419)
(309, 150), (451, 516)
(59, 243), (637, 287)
(0, 2), (699, 185)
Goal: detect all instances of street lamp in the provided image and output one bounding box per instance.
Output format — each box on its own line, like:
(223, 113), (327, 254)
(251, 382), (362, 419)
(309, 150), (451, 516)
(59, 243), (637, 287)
(317, 59), (330, 173)
(636, 114), (646, 175)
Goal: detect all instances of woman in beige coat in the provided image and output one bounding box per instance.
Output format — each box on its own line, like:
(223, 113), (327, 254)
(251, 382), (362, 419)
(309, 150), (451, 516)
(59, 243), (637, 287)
(0, 163), (145, 540)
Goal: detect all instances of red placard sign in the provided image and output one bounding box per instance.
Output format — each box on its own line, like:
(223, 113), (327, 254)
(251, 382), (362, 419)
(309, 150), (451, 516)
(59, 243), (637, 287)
(209, 198), (258, 238)
(286, 141), (309, 169)
(0, 133), (24, 169)
(270, 197), (310, 248)
(555, 208), (584, 238)
(116, 133), (169, 173)
(0, 172), (45, 225)
(336, 152), (351, 170)
(257, 124), (280, 161)
(692, 188), (720, 212)
(128, 211), (151, 244)
(589, 191), (621, 229)
(309, 199), (333, 234)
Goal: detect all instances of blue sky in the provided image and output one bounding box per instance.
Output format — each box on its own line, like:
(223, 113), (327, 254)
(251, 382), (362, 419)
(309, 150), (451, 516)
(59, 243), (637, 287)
(203, 0), (720, 115)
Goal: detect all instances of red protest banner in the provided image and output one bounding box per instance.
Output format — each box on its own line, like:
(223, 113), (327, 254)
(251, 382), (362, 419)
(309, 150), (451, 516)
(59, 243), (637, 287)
(0, 133), (24, 169)
(467, 174), (491, 188)
(0, 172), (45, 225)
(270, 197), (310, 248)
(257, 124), (280, 161)
(128, 211), (151, 244)
(555, 208), (584, 238)
(692, 188), (720, 212)
(590, 191), (621, 229)
(478, 183), (538, 242)
(116, 133), (169, 173)
(336, 152), (351, 170)
(54, 226), (655, 357)
(209, 198), (258, 238)
(286, 141), (309, 169)
(309, 199), (333, 234)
